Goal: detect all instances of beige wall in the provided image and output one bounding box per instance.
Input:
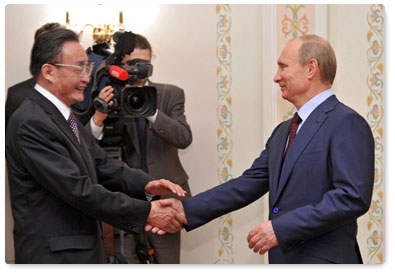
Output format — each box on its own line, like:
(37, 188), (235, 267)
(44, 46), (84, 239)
(328, 4), (385, 263)
(4, 4), (385, 264)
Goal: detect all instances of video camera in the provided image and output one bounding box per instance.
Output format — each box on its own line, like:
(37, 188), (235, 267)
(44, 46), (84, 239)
(75, 31), (158, 154)
(90, 31), (157, 119)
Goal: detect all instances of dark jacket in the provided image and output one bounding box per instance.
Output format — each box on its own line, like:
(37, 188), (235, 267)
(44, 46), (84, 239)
(6, 89), (154, 263)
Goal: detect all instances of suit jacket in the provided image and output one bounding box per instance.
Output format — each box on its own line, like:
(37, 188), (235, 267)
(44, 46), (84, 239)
(102, 81), (193, 199)
(6, 89), (155, 263)
(5, 77), (35, 133)
(182, 95), (374, 263)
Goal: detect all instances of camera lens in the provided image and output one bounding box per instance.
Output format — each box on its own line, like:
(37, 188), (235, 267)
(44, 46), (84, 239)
(121, 86), (157, 117)
(126, 91), (145, 110)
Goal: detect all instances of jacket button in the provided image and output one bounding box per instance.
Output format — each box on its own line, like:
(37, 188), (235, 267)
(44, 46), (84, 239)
(272, 207), (279, 214)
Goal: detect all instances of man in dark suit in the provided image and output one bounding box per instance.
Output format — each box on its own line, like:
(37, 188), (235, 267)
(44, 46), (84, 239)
(88, 33), (192, 263)
(5, 28), (186, 264)
(5, 22), (63, 132)
(154, 34), (375, 263)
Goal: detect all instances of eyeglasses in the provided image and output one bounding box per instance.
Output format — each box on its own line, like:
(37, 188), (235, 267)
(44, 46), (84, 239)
(50, 62), (95, 77)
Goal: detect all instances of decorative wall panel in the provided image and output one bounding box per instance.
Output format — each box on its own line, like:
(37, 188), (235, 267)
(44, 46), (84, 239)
(215, 4), (234, 263)
(366, 4), (385, 264)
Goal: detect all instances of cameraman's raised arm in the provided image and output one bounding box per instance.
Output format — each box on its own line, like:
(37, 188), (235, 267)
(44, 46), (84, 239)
(88, 86), (115, 140)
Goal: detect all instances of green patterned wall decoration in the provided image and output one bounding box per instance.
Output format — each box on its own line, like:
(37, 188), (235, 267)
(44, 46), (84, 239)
(366, 4), (385, 264)
(215, 4), (234, 264)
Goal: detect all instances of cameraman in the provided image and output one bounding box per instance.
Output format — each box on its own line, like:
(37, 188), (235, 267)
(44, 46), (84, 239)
(88, 33), (193, 264)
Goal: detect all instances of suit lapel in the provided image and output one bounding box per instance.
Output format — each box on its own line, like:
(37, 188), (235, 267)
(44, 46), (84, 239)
(271, 121), (291, 197)
(274, 96), (339, 201)
(29, 90), (76, 143)
(146, 82), (162, 148)
(28, 90), (93, 170)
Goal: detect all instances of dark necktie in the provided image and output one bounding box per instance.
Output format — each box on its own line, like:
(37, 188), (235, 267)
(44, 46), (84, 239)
(68, 112), (81, 143)
(135, 117), (148, 172)
(283, 112), (301, 158)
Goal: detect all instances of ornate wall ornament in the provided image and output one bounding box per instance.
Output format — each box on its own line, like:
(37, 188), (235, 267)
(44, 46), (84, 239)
(277, 4), (313, 122)
(215, 4), (234, 263)
(366, 3), (385, 264)
(281, 4), (309, 38)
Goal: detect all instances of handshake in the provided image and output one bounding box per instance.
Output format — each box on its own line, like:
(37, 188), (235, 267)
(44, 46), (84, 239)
(143, 178), (279, 255)
(144, 179), (186, 235)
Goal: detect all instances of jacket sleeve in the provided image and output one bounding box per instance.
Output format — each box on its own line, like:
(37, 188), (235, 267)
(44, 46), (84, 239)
(150, 84), (192, 149)
(183, 149), (270, 231)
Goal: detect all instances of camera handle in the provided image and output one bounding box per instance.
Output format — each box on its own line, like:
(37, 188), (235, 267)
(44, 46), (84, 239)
(93, 96), (110, 113)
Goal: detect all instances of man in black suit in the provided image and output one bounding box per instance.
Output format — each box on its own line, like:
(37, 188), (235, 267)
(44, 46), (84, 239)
(5, 28), (186, 263)
(5, 22), (63, 132)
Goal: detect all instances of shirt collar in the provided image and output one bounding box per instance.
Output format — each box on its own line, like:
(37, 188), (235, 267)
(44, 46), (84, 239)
(34, 83), (71, 120)
(297, 89), (333, 126)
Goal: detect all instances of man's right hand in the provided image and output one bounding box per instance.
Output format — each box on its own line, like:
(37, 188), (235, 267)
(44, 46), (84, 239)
(92, 86), (114, 126)
(145, 199), (186, 235)
(146, 199), (187, 235)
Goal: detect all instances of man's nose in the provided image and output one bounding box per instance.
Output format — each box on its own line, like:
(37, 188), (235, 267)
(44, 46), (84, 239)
(81, 73), (90, 83)
(273, 70), (281, 83)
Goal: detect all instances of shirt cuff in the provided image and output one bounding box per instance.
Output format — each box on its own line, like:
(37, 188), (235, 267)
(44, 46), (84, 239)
(145, 192), (155, 202)
(146, 109), (158, 123)
(90, 117), (104, 140)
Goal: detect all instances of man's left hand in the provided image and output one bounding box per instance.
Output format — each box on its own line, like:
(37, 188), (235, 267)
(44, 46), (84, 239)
(247, 220), (279, 255)
(145, 179), (186, 197)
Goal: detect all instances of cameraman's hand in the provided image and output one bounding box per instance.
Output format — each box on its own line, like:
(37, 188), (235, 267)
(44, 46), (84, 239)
(92, 86), (114, 126)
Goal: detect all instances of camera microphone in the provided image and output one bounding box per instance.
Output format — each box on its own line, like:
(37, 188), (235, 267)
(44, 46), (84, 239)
(108, 65), (129, 81)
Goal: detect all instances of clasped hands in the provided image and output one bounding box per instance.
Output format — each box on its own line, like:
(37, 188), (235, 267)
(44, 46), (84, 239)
(144, 179), (187, 235)
(145, 179), (279, 255)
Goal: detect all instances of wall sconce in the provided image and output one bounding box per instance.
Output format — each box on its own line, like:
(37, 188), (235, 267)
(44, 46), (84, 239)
(59, 4), (159, 49)
(66, 10), (125, 45)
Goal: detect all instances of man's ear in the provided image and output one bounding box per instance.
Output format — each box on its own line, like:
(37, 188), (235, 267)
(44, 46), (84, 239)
(41, 63), (56, 83)
(307, 58), (319, 79)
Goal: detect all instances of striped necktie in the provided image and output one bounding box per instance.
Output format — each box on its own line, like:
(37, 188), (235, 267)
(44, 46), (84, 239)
(283, 112), (301, 158)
